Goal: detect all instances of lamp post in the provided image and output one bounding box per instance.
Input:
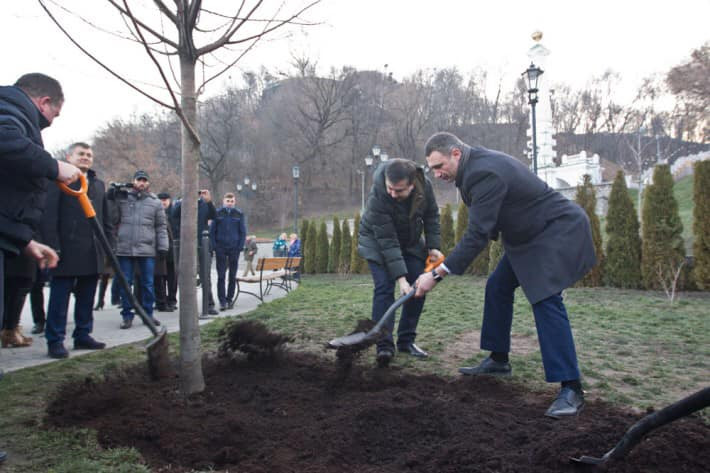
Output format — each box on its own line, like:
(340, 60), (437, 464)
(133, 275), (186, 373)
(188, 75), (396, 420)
(292, 166), (300, 233)
(522, 62), (544, 175)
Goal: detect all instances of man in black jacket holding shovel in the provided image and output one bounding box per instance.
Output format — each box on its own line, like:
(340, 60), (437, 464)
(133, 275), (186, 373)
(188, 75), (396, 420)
(41, 142), (113, 358)
(358, 158), (442, 365)
(415, 132), (595, 418)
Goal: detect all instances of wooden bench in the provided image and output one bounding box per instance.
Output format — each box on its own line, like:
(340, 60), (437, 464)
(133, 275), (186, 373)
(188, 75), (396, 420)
(234, 256), (301, 303)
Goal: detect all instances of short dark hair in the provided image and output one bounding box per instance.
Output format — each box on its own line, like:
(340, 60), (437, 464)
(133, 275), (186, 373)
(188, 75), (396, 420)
(14, 73), (64, 103)
(224, 192), (235, 200)
(67, 142), (91, 155)
(385, 158), (418, 185)
(424, 132), (464, 158)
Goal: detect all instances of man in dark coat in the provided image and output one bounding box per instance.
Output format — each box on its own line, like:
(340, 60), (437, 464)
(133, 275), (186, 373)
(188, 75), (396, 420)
(358, 158), (442, 365)
(416, 132), (596, 418)
(209, 192), (246, 310)
(157, 192), (177, 311)
(41, 142), (113, 358)
(172, 189), (218, 314)
(0, 72), (81, 464)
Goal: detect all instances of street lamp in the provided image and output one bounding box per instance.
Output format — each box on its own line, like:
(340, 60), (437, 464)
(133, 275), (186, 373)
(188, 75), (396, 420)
(292, 166), (300, 233)
(372, 145), (381, 159)
(522, 62), (544, 175)
(358, 156), (375, 213)
(380, 152), (389, 162)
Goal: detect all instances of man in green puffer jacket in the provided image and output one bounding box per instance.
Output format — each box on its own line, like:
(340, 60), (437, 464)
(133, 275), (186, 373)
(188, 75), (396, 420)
(358, 158), (442, 365)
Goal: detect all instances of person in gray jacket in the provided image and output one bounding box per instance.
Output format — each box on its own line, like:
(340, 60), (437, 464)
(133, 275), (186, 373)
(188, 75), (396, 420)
(416, 132), (596, 418)
(358, 158), (442, 365)
(111, 170), (168, 329)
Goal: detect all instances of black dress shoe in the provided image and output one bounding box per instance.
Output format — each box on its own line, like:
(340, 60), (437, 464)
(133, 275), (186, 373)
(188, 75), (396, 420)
(459, 357), (512, 376)
(31, 323), (45, 334)
(545, 387), (584, 419)
(208, 308), (219, 316)
(74, 337), (106, 350)
(376, 349), (394, 367)
(120, 319), (133, 329)
(398, 343), (429, 358)
(219, 304), (228, 311)
(48, 342), (69, 359)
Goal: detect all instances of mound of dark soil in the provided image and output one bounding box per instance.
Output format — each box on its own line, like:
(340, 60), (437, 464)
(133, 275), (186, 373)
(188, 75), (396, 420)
(46, 347), (710, 473)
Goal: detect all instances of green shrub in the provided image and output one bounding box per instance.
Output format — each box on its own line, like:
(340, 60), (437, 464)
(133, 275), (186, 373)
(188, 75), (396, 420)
(329, 216), (341, 273)
(692, 160), (710, 289)
(641, 165), (685, 290)
(304, 222), (318, 274)
(488, 239), (504, 274)
(299, 219), (310, 262)
(316, 221), (330, 273)
(350, 213), (367, 274)
(605, 170), (642, 288)
(440, 204), (455, 256)
(575, 174), (604, 286)
(340, 219), (352, 273)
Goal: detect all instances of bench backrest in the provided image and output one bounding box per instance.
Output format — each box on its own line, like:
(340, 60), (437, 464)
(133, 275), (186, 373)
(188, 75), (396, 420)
(255, 256), (302, 271)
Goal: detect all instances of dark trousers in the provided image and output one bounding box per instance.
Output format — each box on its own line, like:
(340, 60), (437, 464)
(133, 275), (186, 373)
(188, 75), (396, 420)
(45, 275), (99, 345)
(215, 248), (239, 305)
(0, 251), (5, 329)
(2, 276), (31, 330)
(118, 257), (155, 321)
(368, 254), (426, 351)
(154, 275), (168, 309)
(482, 254), (580, 383)
(167, 258), (177, 306)
(198, 246), (215, 308)
(30, 268), (48, 325)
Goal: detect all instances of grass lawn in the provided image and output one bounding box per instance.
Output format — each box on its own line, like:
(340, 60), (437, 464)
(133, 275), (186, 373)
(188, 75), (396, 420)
(0, 274), (708, 472)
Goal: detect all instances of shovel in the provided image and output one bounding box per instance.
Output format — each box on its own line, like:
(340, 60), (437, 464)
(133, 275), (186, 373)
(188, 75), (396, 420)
(570, 386), (710, 466)
(57, 175), (173, 380)
(327, 254), (444, 348)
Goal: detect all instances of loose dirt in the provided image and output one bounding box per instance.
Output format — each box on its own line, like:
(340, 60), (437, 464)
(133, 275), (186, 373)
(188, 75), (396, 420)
(45, 322), (709, 472)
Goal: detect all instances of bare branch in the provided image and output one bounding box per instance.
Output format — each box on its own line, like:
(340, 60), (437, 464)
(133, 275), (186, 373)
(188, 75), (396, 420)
(152, 0), (178, 24)
(104, 0), (179, 48)
(121, 0), (200, 144)
(196, 32), (261, 96)
(37, 0), (175, 111)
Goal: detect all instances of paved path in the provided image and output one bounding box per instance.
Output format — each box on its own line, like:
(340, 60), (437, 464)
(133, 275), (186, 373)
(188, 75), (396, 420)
(0, 243), (290, 373)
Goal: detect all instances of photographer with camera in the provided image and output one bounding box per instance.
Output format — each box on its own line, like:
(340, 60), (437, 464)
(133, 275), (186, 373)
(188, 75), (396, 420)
(109, 171), (168, 329)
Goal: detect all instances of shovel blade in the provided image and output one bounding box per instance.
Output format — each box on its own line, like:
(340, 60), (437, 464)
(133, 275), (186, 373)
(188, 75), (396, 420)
(328, 331), (371, 348)
(570, 455), (606, 466)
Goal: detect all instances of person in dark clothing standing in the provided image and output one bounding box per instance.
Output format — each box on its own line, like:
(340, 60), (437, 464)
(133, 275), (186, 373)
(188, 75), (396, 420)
(156, 192), (177, 311)
(30, 268), (49, 333)
(358, 158), (442, 365)
(0, 73), (81, 464)
(172, 189), (218, 314)
(416, 132), (596, 418)
(1, 253), (36, 348)
(41, 142), (113, 358)
(209, 192), (246, 310)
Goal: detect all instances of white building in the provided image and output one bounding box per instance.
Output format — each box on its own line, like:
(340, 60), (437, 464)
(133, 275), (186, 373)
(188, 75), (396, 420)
(526, 32), (602, 190)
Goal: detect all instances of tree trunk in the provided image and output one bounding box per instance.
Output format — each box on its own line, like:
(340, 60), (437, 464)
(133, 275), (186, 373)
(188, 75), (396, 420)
(178, 54), (205, 395)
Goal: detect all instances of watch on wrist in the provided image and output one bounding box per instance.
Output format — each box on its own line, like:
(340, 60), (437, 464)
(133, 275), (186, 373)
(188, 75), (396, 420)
(431, 270), (443, 282)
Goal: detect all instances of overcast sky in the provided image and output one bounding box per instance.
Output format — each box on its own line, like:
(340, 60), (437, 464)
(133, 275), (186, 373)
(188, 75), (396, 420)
(3, 0), (709, 152)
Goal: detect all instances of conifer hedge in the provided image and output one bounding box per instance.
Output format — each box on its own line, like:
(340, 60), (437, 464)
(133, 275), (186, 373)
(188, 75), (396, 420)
(340, 219), (352, 273)
(604, 170), (642, 288)
(316, 221), (329, 273)
(692, 161), (710, 289)
(350, 213), (367, 274)
(575, 174), (604, 286)
(304, 222), (318, 274)
(329, 216), (341, 273)
(440, 204), (455, 256)
(641, 165), (685, 290)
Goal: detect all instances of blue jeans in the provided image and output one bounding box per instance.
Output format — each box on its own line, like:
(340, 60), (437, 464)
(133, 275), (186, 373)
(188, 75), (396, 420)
(45, 275), (99, 345)
(215, 248), (239, 305)
(117, 257), (155, 321)
(482, 254), (580, 382)
(368, 254), (426, 352)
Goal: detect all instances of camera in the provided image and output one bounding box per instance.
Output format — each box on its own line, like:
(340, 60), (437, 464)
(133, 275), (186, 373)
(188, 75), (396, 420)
(110, 182), (134, 189)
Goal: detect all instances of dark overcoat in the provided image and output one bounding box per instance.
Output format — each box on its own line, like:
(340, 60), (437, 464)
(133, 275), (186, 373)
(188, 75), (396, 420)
(40, 169), (114, 277)
(444, 146), (596, 304)
(0, 86), (59, 253)
(358, 162), (441, 279)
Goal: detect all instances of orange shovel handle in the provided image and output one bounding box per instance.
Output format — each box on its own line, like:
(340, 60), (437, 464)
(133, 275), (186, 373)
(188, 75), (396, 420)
(424, 254), (445, 272)
(56, 173), (96, 218)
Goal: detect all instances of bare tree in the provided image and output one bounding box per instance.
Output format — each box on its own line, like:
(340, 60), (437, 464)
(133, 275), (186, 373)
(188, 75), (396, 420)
(39, 0), (320, 395)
